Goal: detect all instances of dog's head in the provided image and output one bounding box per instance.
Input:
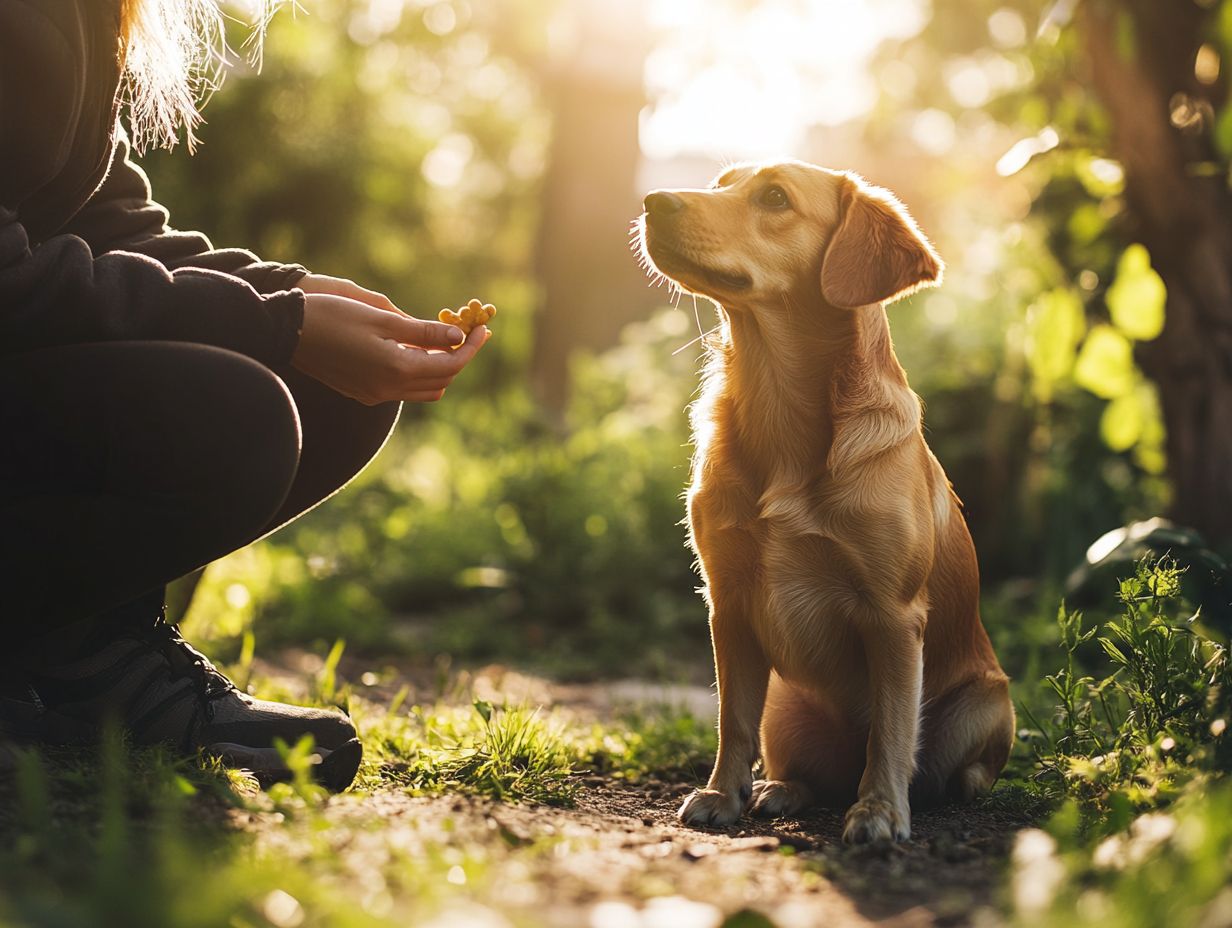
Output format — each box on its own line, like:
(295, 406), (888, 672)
(636, 160), (942, 310)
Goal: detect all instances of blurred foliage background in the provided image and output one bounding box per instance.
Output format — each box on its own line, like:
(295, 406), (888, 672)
(140, 0), (1232, 680)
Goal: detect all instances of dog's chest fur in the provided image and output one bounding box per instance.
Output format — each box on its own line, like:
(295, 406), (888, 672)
(688, 348), (934, 700)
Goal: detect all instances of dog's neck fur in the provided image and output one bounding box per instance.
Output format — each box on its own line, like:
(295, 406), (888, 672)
(702, 289), (920, 488)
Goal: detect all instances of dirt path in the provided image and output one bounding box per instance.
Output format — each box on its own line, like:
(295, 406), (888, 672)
(240, 657), (1041, 928)
(239, 774), (1035, 928)
(0, 654), (1040, 927)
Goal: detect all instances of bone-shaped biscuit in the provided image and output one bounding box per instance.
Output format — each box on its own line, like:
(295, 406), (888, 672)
(439, 298), (496, 335)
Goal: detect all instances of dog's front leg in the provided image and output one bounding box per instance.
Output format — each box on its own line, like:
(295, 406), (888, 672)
(843, 611), (924, 844)
(679, 600), (770, 827)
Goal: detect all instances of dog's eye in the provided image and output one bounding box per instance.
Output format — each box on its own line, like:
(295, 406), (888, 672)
(757, 185), (791, 210)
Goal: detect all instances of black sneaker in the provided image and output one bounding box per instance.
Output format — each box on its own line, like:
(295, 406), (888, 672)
(0, 617), (362, 792)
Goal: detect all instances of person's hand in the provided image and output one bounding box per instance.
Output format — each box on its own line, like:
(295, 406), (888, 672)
(298, 273), (402, 315)
(291, 293), (489, 405)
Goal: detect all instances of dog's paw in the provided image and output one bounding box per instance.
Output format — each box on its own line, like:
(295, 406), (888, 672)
(678, 788), (746, 827)
(749, 779), (812, 819)
(842, 797), (910, 844)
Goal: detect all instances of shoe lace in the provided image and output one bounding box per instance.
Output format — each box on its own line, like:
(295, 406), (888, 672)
(139, 613), (236, 721)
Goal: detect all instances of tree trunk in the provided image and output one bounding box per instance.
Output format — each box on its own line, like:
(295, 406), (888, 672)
(1082, 1), (1232, 546)
(526, 5), (656, 417)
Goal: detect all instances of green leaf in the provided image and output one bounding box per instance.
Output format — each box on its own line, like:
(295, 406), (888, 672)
(1068, 202), (1107, 245)
(1075, 325), (1136, 399)
(1132, 385), (1168, 475)
(1101, 392), (1143, 451)
(1028, 288), (1086, 401)
(1107, 244), (1166, 341)
(1219, 0), (1232, 54)
(1100, 637), (1129, 666)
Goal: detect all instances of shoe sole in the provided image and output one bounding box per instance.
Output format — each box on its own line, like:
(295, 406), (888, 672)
(2, 704), (364, 794)
(209, 738), (364, 793)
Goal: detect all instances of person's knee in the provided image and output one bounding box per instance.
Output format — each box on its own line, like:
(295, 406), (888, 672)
(158, 346), (301, 542)
(208, 352), (300, 527)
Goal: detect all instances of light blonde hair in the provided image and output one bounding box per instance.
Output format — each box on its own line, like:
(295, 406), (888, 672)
(119, 0), (282, 152)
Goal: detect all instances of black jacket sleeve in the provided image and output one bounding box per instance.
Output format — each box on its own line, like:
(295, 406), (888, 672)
(59, 127), (310, 295)
(0, 2), (305, 364)
(0, 209), (305, 363)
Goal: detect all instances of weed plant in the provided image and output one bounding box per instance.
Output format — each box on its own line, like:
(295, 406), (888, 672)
(1013, 557), (1232, 926)
(1023, 557), (1230, 823)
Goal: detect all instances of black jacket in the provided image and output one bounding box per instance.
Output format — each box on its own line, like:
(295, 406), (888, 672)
(0, 0), (306, 365)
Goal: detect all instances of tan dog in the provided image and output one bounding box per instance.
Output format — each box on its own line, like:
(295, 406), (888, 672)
(635, 160), (1013, 844)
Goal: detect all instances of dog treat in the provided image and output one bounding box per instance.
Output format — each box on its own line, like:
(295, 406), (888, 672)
(438, 298), (496, 335)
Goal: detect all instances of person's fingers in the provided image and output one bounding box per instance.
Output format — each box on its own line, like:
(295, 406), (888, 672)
(384, 314), (465, 349)
(449, 324), (490, 362)
(302, 275), (353, 299)
(396, 322), (487, 372)
(357, 284), (402, 315)
(301, 274), (403, 314)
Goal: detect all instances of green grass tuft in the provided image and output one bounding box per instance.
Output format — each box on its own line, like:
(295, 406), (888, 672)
(577, 705), (716, 782)
(366, 699), (578, 805)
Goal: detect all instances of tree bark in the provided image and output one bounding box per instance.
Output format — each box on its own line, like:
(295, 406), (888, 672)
(1082, 0), (1232, 546)
(530, 65), (651, 415)
(518, 4), (658, 418)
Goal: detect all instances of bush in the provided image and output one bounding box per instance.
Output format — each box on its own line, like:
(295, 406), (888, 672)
(1023, 557), (1230, 823)
(1012, 558), (1232, 926)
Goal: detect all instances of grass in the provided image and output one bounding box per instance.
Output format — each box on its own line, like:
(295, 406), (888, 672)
(6, 558), (1229, 927)
(579, 705), (716, 783)
(1020, 557), (1230, 818)
(0, 646), (720, 928)
(366, 699), (579, 805)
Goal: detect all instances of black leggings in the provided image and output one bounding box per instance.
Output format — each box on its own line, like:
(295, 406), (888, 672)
(0, 341), (400, 646)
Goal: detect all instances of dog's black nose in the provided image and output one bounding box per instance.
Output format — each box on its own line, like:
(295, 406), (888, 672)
(644, 190), (685, 217)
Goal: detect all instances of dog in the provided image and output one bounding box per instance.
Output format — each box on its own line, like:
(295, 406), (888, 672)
(635, 160), (1014, 844)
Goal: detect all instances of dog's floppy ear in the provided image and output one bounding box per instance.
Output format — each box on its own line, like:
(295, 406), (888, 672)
(820, 175), (943, 309)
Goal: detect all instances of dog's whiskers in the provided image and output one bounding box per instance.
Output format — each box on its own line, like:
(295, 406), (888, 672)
(629, 212), (686, 302)
(672, 322), (720, 356)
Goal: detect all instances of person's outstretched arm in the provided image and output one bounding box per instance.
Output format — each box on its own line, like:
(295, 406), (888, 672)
(58, 126), (311, 295)
(60, 125), (411, 318)
(0, 202), (308, 365)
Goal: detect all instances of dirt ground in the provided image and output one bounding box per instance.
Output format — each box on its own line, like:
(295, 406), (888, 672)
(0, 654), (1041, 927)
(242, 657), (1042, 928)
(255, 779), (1033, 928)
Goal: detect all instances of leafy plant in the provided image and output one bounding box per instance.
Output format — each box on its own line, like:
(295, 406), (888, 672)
(1012, 557), (1232, 926)
(1024, 557), (1230, 820)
